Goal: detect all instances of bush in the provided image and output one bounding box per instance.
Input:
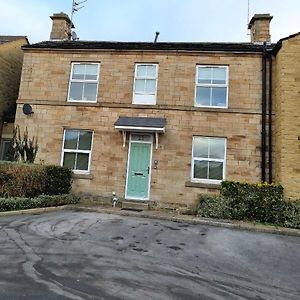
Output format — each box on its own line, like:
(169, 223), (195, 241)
(44, 165), (72, 195)
(0, 161), (73, 198)
(198, 181), (300, 229)
(0, 194), (80, 212)
(197, 194), (231, 219)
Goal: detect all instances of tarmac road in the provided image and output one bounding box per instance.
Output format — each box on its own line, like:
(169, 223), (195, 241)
(0, 211), (299, 300)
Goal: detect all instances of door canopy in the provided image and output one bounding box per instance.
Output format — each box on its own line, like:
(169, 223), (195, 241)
(114, 116), (166, 149)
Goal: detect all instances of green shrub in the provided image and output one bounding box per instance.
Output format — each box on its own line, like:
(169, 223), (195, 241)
(198, 181), (300, 229)
(198, 194), (231, 219)
(0, 162), (73, 198)
(44, 165), (72, 195)
(0, 194), (80, 212)
(283, 200), (300, 229)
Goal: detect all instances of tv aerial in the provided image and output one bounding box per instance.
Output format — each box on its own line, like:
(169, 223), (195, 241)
(71, 0), (88, 22)
(70, 0), (87, 40)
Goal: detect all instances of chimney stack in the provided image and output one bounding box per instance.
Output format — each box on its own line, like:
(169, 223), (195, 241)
(248, 14), (273, 43)
(50, 12), (73, 41)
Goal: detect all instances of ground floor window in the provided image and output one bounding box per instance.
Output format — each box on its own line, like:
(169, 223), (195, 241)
(61, 129), (93, 173)
(0, 139), (12, 161)
(192, 136), (226, 183)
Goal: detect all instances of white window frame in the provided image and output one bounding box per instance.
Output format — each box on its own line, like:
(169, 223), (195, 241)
(195, 65), (229, 108)
(132, 63), (158, 105)
(67, 62), (100, 103)
(60, 129), (94, 174)
(191, 136), (227, 184)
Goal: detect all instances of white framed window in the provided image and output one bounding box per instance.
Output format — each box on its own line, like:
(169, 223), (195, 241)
(195, 66), (228, 108)
(133, 64), (158, 105)
(61, 129), (94, 173)
(68, 63), (100, 102)
(192, 136), (226, 183)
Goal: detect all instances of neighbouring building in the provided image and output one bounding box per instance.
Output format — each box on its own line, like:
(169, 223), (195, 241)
(0, 35), (29, 160)
(14, 13), (299, 207)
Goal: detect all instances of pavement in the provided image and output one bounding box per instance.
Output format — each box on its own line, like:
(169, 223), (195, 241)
(0, 210), (300, 299)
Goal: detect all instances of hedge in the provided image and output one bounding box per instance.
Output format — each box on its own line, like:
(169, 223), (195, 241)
(0, 162), (72, 198)
(198, 181), (300, 229)
(0, 194), (80, 212)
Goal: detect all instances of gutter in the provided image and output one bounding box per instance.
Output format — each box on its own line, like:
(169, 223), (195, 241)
(268, 54), (273, 183)
(261, 42), (267, 182)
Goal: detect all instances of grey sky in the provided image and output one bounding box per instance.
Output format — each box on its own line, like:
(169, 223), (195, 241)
(0, 0), (299, 44)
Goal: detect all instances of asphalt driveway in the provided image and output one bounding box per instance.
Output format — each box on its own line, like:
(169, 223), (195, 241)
(0, 211), (299, 300)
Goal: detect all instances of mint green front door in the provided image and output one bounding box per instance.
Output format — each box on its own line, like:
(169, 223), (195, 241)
(126, 142), (152, 199)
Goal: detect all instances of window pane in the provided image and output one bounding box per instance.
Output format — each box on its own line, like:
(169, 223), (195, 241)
(193, 137), (208, 158)
(135, 79), (146, 93)
(209, 161), (223, 180)
(78, 131), (92, 150)
(212, 68), (226, 84)
(69, 82), (84, 100)
(194, 160), (208, 179)
(64, 131), (78, 149)
(136, 65), (147, 77)
(211, 87), (227, 106)
(146, 65), (156, 77)
(196, 87), (211, 106)
(72, 65), (85, 80)
(145, 79), (156, 93)
(63, 152), (76, 169)
(76, 153), (89, 171)
(85, 64), (98, 80)
(209, 139), (225, 159)
(83, 83), (97, 101)
(1, 141), (12, 161)
(198, 67), (211, 84)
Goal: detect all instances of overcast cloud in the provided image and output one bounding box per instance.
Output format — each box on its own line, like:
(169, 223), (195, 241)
(0, 0), (299, 44)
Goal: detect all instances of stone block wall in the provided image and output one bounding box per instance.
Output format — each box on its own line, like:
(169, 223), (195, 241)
(0, 38), (27, 135)
(274, 35), (300, 199)
(16, 48), (263, 207)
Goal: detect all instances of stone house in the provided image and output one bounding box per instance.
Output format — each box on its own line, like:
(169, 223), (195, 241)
(0, 36), (28, 160)
(14, 13), (299, 207)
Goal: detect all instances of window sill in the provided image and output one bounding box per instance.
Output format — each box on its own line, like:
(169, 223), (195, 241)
(72, 173), (93, 180)
(185, 181), (221, 189)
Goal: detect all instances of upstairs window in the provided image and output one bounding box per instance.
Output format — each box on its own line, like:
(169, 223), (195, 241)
(195, 66), (228, 108)
(68, 63), (100, 102)
(133, 64), (158, 105)
(192, 136), (226, 183)
(61, 129), (93, 173)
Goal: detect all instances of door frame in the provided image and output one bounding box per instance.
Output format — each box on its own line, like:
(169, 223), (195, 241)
(125, 133), (153, 201)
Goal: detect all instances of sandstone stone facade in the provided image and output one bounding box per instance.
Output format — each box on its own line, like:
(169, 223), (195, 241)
(274, 34), (300, 199)
(16, 48), (264, 207)
(0, 37), (28, 136)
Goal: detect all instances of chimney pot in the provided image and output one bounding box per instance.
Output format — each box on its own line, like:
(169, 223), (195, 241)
(248, 14), (273, 43)
(50, 12), (74, 41)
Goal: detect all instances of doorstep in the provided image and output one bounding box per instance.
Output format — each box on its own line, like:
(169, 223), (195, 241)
(122, 200), (149, 211)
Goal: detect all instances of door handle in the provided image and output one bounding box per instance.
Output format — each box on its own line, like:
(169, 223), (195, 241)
(134, 172), (143, 176)
(147, 167), (150, 174)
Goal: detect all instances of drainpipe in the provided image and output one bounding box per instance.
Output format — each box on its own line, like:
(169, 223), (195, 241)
(261, 42), (267, 182)
(268, 54), (273, 183)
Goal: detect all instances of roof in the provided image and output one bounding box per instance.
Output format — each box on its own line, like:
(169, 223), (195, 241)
(22, 40), (274, 53)
(0, 35), (28, 45)
(114, 117), (166, 132)
(272, 32), (300, 55)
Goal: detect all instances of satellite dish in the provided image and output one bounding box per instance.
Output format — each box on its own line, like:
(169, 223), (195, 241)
(23, 104), (34, 115)
(71, 31), (78, 41)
